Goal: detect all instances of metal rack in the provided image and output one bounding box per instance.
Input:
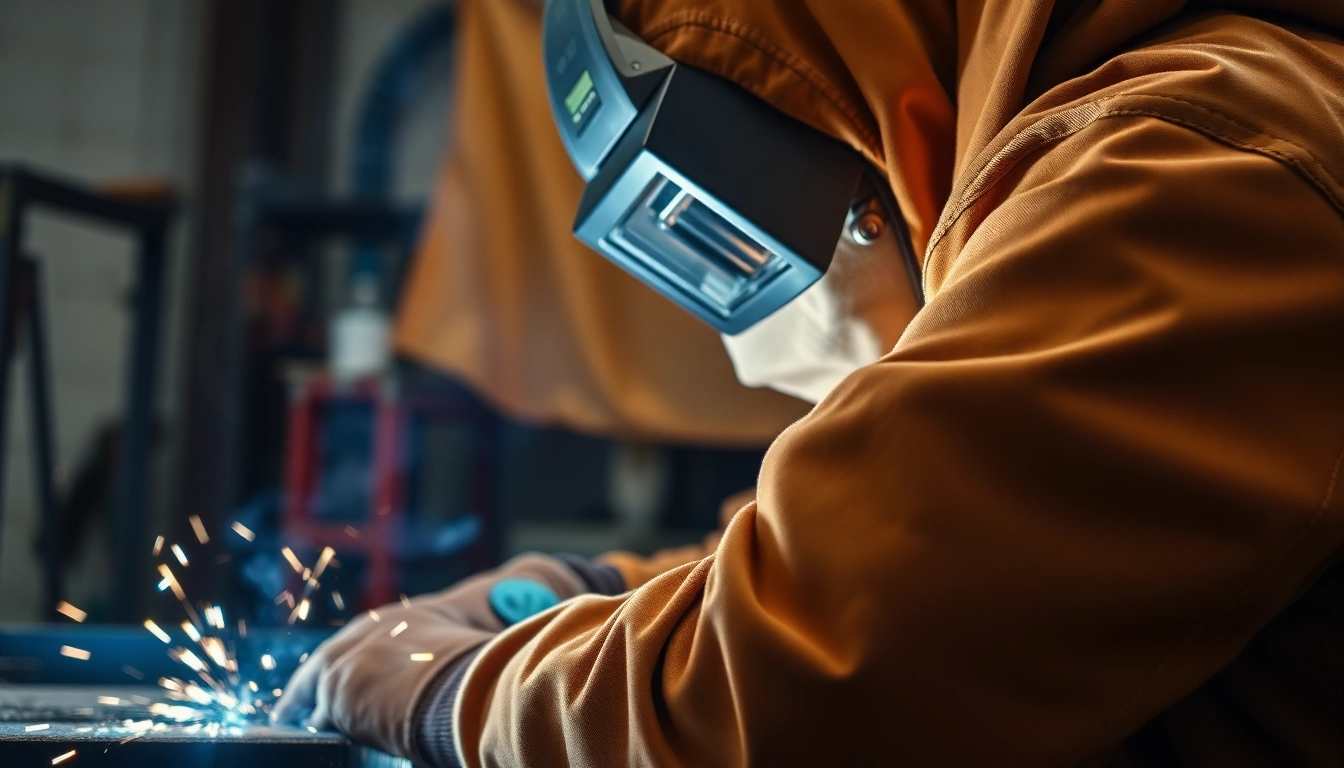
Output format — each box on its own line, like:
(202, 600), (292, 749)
(0, 164), (174, 622)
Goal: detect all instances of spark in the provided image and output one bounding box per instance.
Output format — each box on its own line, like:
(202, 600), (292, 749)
(231, 521), (255, 542)
(201, 637), (229, 669)
(59, 645), (91, 660)
(52, 750), (76, 765)
(55, 601), (87, 622)
(144, 620), (171, 643)
(299, 653), (309, 663)
(313, 547), (336, 580)
(152, 536), (164, 556)
(288, 598), (311, 623)
(175, 648), (207, 673)
(368, 609), (381, 622)
(390, 621), (408, 637)
(272, 688), (283, 697)
(281, 547), (304, 573)
(148, 703), (199, 722)
(122, 665), (144, 680)
(131, 526), (340, 728)
(157, 565), (186, 601)
(410, 653), (434, 662)
(189, 515), (210, 544)
(344, 525), (360, 538)
(332, 591), (344, 610)
(307, 726), (317, 733)
(26, 723), (50, 732)
(400, 594), (412, 608)
(97, 696), (121, 705)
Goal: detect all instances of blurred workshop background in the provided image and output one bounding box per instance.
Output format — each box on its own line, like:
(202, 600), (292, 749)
(0, 0), (806, 631)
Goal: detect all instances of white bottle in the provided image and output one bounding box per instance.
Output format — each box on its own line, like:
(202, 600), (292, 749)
(330, 275), (390, 380)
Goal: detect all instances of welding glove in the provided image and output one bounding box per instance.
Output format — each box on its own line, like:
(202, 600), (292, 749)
(271, 553), (597, 761)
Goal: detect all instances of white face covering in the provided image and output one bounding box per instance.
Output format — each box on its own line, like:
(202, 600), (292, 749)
(720, 205), (921, 403)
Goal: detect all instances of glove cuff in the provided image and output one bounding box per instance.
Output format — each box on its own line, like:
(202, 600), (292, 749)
(556, 553), (627, 596)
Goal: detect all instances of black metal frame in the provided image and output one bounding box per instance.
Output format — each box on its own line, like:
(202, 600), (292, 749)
(0, 164), (174, 622)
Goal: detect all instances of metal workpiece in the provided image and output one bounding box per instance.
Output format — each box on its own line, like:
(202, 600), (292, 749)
(0, 625), (402, 765)
(0, 616), (416, 766)
(0, 686), (409, 768)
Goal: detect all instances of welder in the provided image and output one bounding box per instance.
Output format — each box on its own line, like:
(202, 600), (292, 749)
(276, 1), (1344, 765)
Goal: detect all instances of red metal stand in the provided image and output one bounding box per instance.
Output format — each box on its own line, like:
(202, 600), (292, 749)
(282, 373), (404, 610)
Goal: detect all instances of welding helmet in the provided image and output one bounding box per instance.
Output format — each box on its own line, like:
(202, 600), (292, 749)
(541, 0), (923, 338)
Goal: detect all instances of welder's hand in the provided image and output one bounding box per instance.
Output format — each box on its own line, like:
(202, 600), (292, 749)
(271, 553), (587, 760)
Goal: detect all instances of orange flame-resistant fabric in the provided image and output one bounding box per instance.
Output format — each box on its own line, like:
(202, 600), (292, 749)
(391, 0), (808, 446)
(451, 2), (1344, 766)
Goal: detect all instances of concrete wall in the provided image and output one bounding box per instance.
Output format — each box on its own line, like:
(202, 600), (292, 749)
(0, 0), (206, 620)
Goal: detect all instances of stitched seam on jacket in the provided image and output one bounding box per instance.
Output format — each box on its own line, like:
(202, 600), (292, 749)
(640, 11), (883, 157)
(1076, 440), (1344, 761)
(1117, 93), (1344, 218)
(925, 94), (1344, 295)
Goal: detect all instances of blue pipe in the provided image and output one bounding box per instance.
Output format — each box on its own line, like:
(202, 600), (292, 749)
(350, 1), (456, 279)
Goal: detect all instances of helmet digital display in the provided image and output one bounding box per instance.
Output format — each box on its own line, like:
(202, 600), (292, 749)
(564, 69), (601, 134)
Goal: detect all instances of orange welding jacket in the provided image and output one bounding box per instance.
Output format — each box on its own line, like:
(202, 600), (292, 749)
(450, 1), (1344, 765)
(391, 0), (809, 445)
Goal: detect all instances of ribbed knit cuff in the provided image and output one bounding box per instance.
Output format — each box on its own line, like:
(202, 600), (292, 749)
(556, 553), (627, 596)
(414, 557), (623, 767)
(414, 645), (484, 768)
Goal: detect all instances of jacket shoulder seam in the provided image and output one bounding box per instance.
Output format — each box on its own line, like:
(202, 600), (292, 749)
(926, 94), (1344, 292)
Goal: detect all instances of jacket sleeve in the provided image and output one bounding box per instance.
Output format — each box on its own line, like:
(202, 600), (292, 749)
(452, 117), (1344, 766)
(596, 489), (752, 590)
